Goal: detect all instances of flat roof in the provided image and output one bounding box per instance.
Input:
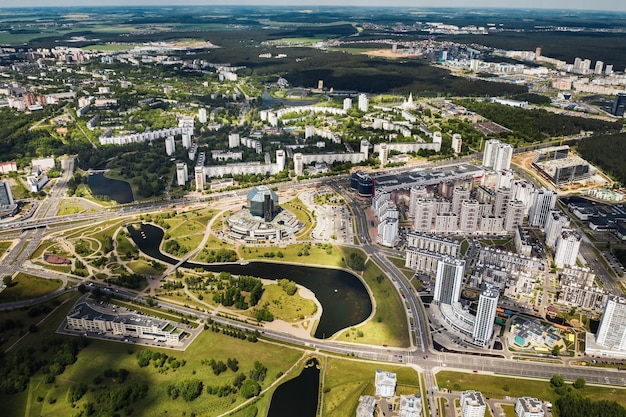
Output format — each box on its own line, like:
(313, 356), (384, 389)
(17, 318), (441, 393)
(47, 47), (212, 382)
(373, 164), (484, 191)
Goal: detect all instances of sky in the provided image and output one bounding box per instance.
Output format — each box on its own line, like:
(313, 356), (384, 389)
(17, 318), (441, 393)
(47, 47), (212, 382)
(4, 0), (626, 13)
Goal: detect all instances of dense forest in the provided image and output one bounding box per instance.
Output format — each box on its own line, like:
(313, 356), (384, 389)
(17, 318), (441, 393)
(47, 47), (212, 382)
(576, 133), (626, 186)
(460, 100), (623, 142)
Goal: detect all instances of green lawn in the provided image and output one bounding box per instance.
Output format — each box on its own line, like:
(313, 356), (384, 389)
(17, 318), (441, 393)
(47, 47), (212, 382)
(502, 404), (517, 417)
(0, 292), (78, 352)
(388, 255), (415, 280)
(322, 357), (420, 417)
(56, 205), (89, 216)
(0, 273), (63, 302)
(239, 243), (343, 267)
(244, 283), (317, 323)
(282, 198), (315, 239)
(0, 241), (11, 254)
(28, 329), (303, 417)
(436, 371), (626, 406)
(127, 260), (162, 276)
(116, 232), (138, 259)
(337, 250), (410, 347)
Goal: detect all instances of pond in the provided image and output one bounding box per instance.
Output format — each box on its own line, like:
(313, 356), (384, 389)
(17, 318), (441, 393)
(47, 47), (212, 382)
(88, 172), (134, 204)
(267, 358), (320, 417)
(126, 223), (372, 338)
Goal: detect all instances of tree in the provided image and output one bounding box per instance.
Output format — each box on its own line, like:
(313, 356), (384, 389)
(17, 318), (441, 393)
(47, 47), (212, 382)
(573, 378), (586, 389)
(227, 358), (239, 372)
(2, 275), (12, 286)
(240, 379), (261, 399)
(347, 252), (365, 271)
(233, 373), (246, 388)
(551, 375), (565, 388)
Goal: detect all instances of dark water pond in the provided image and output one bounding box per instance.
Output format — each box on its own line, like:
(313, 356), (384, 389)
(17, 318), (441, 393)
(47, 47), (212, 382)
(267, 358), (320, 417)
(88, 172), (134, 204)
(127, 223), (372, 338)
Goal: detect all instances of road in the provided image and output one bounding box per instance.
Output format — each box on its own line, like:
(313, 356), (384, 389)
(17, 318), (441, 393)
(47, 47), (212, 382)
(2, 160), (626, 417)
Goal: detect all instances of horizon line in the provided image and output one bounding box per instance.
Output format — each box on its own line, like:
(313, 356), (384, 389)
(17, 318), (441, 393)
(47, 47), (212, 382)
(0, 5), (625, 12)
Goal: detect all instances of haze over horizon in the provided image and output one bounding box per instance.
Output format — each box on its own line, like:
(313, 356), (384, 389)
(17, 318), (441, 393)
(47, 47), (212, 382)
(3, 0), (626, 13)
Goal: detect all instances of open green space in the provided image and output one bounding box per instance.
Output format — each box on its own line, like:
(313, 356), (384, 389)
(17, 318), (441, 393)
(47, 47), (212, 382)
(21, 325), (303, 417)
(387, 256), (415, 280)
(0, 241), (11, 254)
(239, 242), (341, 266)
(282, 198), (315, 239)
(0, 292), (78, 353)
(436, 371), (626, 407)
(501, 404), (517, 417)
(127, 260), (162, 276)
(244, 283), (317, 323)
(322, 357), (420, 417)
(338, 251), (409, 347)
(0, 273), (63, 303)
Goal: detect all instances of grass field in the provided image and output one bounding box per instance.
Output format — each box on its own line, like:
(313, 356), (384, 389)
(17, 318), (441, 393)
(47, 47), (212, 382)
(502, 404), (517, 417)
(0, 273), (63, 302)
(245, 283), (318, 323)
(26, 327), (303, 417)
(388, 255), (414, 280)
(322, 357), (420, 417)
(239, 242), (342, 266)
(338, 255), (409, 347)
(436, 370), (626, 406)
(281, 198), (315, 239)
(127, 260), (162, 276)
(0, 292), (78, 352)
(0, 241), (11, 254)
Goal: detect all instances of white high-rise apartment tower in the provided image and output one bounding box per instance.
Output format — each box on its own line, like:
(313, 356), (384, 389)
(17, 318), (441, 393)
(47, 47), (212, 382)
(459, 200), (480, 232)
(343, 97), (352, 110)
(413, 199), (434, 232)
(544, 210), (570, 249)
(482, 139), (500, 168)
(452, 186), (471, 214)
(228, 133), (240, 148)
(493, 143), (512, 171)
(360, 139), (370, 160)
(473, 283), (499, 347)
(596, 297), (626, 351)
(176, 162), (188, 186)
(504, 200), (525, 232)
(276, 150), (286, 172)
(182, 133), (192, 149)
(198, 107), (207, 123)
(358, 93), (369, 112)
(194, 166), (205, 192)
(379, 143), (389, 168)
(293, 153), (304, 177)
(554, 229), (581, 268)
(165, 136), (175, 156)
(493, 187), (514, 218)
(528, 188), (557, 228)
(433, 256), (465, 306)
(451, 133), (462, 154)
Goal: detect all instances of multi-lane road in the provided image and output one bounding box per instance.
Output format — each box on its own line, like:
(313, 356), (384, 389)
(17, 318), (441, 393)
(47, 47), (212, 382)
(2, 162), (626, 417)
